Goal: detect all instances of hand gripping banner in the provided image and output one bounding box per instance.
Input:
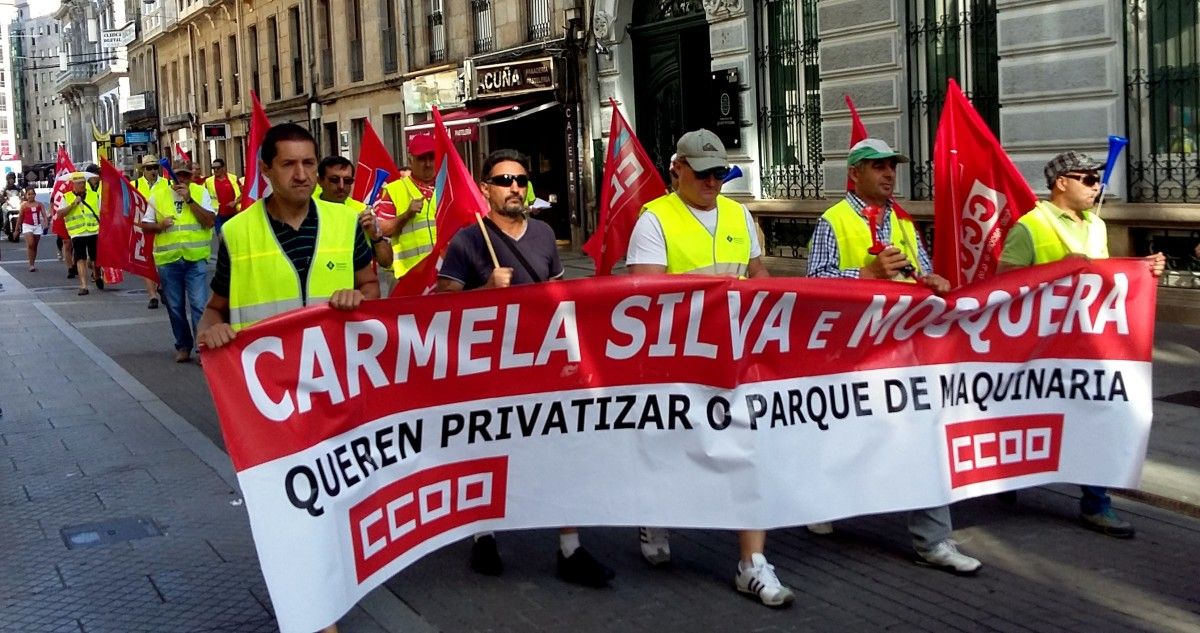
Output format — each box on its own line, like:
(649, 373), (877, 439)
(203, 259), (1156, 632)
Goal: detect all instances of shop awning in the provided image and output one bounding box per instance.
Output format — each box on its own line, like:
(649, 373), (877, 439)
(405, 99), (553, 143)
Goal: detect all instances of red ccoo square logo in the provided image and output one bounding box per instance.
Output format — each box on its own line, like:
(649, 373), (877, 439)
(349, 456), (508, 582)
(945, 414), (1063, 488)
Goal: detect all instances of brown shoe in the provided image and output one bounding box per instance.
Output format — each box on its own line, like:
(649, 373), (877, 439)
(77, 288), (89, 296)
(174, 350), (190, 363)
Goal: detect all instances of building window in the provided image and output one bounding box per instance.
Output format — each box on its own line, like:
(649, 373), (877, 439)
(319, 0), (334, 88)
(754, 0), (823, 199)
(198, 48), (209, 111)
(428, 0), (446, 64)
(289, 6), (305, 93)
(267, 16), (282, 100)
(213, 42), (224, 109)
(383, 112), (405, 163)
(249, 25), (261, 99)
(472, 0), (494, 53)
(527, 0), (551, 41)
(348, 0), (364, 81)
(904, 0), (998, 200)
(229, 35), (240, 105)
(1125, 0), (1199, 202)
(351, 117), (366, 161)
(381, 0), (398, 74)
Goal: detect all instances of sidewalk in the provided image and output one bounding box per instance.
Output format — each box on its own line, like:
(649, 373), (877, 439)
(3, 255), (1200, 632)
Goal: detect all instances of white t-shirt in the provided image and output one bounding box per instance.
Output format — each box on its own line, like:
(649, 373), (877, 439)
(625, 201), (762, 267)
(144, 187), (214, 223)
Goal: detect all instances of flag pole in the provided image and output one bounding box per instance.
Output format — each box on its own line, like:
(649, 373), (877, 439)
(475, 212), (500, 269)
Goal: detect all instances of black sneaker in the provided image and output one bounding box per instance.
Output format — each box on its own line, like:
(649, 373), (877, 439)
(148, 297), (159, 309)
(556, 547), (615, 588)
(469, 535), (503, 576)
(67, 268), (77, 279)
(94, 276), (104, 290)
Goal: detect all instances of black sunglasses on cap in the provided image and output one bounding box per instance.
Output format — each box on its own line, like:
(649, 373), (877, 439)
(487, 174), (529, 187)
(1061, 173), (1100, 187)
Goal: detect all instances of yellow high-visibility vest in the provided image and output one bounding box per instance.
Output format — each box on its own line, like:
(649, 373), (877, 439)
(383, 177), (436, 278)
(223, 199), (358, 331)
(816, 199), (923, 281)
(204, 174), (242, 208)
(1017, 200), (1108, 264)
(150, 183), (213, 265)
(642, 193), (751, 277)
(62, 188), (101, 238)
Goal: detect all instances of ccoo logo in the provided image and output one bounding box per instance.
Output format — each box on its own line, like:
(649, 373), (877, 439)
(944, 414), (1063, 488)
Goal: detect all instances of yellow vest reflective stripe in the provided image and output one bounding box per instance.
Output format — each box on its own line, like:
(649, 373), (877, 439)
(204, 174), (242, 205)
(385, 177), (436, 278)
(643, 193), (751, 277)
(151, 183), (213, 266)
(1016, 200), (1109, 264)
(63, 189), (101, 237)
(224, 199), (358, 332)
(817, 199), (923, 282)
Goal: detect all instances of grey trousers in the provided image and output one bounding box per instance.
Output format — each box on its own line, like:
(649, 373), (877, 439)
(908, 505), (953, 552)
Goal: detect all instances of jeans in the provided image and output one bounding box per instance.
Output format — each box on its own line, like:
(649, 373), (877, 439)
(1080, 486), (1111, 515)
(909, 505), (953, 552)
(158, 259), (209, 352)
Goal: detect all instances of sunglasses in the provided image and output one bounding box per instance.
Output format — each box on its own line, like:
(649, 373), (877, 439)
(1061, 173), (1100, 187)
(689, 165), (730, 181)
(487, 174), (529, 187)
(325, 176), (355, 185)
(144, 166), (160, 171)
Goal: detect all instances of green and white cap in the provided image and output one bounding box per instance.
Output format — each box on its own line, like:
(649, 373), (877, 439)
(847, 138), (910, 166)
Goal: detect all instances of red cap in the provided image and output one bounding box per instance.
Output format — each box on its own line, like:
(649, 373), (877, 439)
(408, 134), (435, 157)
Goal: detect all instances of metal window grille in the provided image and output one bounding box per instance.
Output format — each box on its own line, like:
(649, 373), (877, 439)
(268, 17), (282, 100)
(1125, 0), (1200, 202)
(527, 0), (551, 41)
(472, 0), (495, 53)
(249, 26), (261, 98)
(320, 0), (334, 88)
(198, 48), (209, 111)
(229, 35), (240, 104)
(290, 8), (304, 93)
(904, 0), (998, 200)
(349, 0), (364, 81)
(754, 0), (823, 199)
(428, 0), (446, 64)
(214, 43), (224, 108)
(382, 0), (398, 73)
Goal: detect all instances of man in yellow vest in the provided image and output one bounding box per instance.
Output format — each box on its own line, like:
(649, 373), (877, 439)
(625, 129), (791, 607)
(140, 160), (216, 363)
(135, 155), (170, 309)
(316, 155), (393, 272)
(998, 151), (1165, 539)
(197, 124), (378, 410)
(56, 171), (103, 295)
(205, 157), (242, 234)
(376, 133), (436, 279)
(806, 138), (982, 576)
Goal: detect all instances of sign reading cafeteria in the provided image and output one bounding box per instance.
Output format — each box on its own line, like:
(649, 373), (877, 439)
(472, 57), (556, 99)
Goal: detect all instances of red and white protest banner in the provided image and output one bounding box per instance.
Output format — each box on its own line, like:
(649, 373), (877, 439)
(50, 147), (75, 240)
(203, 259), (1155, 632)
(933, 79), (1038, 286)
(97, 159), (158, 283)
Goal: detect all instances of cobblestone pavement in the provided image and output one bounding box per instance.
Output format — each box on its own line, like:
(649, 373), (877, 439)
(2, 242), (1198, 632)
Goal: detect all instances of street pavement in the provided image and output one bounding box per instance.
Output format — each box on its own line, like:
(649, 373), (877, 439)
(1, 231), (1199, 632)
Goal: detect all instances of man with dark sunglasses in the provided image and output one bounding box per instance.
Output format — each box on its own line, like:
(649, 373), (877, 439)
(317, 155), (392, 270)
(998, 150), (1166, 539)
(205, 157), (242, 233)
(626, 129), (793, 608)
(806, 138), (980, 577)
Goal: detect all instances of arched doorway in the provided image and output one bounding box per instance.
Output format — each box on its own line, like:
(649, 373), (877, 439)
(629, 0), (711, 180)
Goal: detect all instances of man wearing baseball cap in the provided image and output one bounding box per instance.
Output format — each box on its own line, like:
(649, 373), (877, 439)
(626, 129), (791, 607)
(141, 160), (216, 363)
(376, 133), (437, 281)
(805, 138), (981, 576)
(998, 150), (1166, 538)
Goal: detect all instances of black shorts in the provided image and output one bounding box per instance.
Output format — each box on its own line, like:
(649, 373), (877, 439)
(71, 234), (99, 261)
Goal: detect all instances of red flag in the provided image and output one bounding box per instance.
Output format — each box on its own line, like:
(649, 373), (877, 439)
(49, 146), (76, 239)
(174, 142), (191, 163)
(390, 106), (490, 297)
(933, 78), (1037, 286)
(352, 120), (400, 205)
(97, 158), (159, 283)
(581, 99), (666, 276)
(845, 95), (869, 192)
(240, 91), (272, 210)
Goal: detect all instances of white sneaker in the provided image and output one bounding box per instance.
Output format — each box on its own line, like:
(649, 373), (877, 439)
(806, 522), (834, 535)
(639, 527), (671, 565)
(735, 553), (795, 607)
(916, 540), (982, 575)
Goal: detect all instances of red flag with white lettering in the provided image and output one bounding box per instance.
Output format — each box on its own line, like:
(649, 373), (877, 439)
(845, 95), (869, 193)
(582, 99), (667, 276)
(933, 78), (1038, 286)
(352, 120), (401, 205)
(49, 146), (75, 239)
(239, 91), (272, 210)
(97, 158), (159, 283)
(390, 106), (490, 297)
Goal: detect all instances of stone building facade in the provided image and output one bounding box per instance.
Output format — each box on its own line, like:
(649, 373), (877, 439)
(10, 5), (69, 172)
